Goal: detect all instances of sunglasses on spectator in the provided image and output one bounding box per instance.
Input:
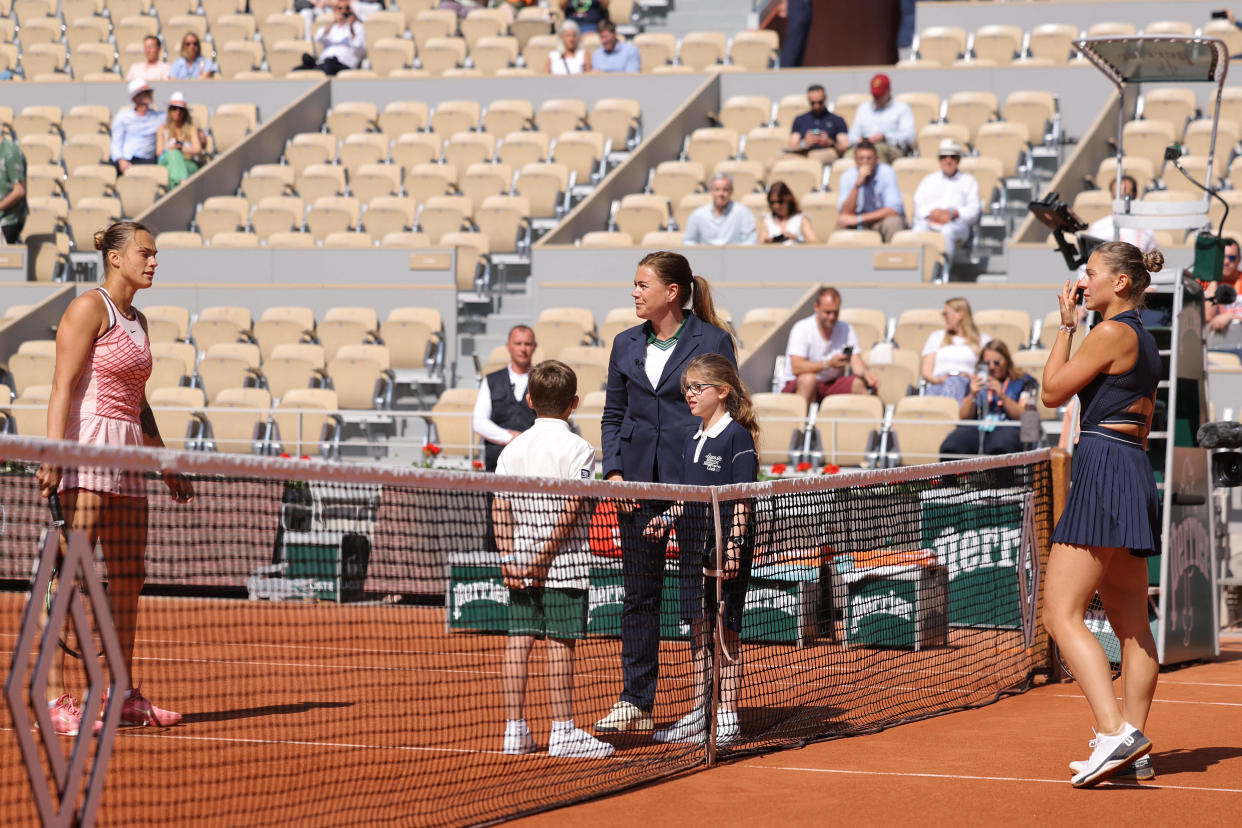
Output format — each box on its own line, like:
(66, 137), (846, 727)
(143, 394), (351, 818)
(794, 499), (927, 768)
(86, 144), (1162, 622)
(984, 359), (1004, 367)
(1226, 254), (1239, 261)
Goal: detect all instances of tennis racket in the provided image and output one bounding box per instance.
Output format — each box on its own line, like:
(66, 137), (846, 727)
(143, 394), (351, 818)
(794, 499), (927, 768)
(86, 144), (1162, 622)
(1055, 592), (1122, 681)
(42, 494), (104, 661)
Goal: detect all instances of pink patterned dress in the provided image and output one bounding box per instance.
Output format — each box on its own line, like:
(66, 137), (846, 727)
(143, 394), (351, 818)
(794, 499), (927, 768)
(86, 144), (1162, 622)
(60, 289), (152, 497)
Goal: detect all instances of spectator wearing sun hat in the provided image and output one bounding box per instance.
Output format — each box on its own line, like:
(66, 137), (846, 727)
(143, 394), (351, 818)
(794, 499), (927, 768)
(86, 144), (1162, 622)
(110, 79), (165, 174)
(911, 138), (980, 260)
(848, 73), (915, 164)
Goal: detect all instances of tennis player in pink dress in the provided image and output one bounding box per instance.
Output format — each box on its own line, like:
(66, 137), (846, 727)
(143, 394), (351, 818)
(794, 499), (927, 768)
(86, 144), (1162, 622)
(36, 221), (193, 736)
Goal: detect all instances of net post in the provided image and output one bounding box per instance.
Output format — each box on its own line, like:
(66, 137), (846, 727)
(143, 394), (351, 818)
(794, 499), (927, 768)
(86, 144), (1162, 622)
(707, 488), (723, 768)
(1046, 448), (1073, 681)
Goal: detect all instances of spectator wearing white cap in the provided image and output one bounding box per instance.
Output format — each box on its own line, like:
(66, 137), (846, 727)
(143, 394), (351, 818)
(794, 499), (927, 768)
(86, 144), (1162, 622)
(912, 139), (980, 260)
(157, 92), (204, 188)
(126, 35), (171, 83)
(111, 80), (165, 174)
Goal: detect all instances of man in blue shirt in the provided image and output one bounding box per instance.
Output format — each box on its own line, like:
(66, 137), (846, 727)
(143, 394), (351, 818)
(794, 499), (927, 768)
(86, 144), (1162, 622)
(591, 20), (639, 72)
(788, 84), (849, 164)
(835, 140), (906, 242)
(110, 79), (165, 174)
(683, 174), (757, 246)
(847, 73), (916, 165)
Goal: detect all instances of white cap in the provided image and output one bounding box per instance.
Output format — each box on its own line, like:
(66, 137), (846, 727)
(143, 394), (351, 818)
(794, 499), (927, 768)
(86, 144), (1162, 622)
(937, 138), (964, 157)
(168, 91), (188, 109)
(127, 77), (153, 101)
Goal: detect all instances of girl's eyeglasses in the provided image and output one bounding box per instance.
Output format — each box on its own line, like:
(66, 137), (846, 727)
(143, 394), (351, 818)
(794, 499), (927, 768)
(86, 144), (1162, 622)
(681, 382), (717, 397)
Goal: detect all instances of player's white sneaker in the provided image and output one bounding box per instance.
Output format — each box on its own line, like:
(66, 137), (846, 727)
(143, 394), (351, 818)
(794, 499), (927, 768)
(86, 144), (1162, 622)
(548, 727), (615, 758)
(1070, 724), (1151, 787)
(502, 726), (536, 755)
(1069, 754), (1153, 781)
(653, 709), (705, 744)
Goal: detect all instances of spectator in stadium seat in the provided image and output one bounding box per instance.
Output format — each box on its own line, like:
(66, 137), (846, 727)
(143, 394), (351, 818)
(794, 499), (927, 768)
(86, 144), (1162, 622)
(546, 19), (591, 75)
(497, 0), (537, 25)
(591, 20), (640, 73)
(126, 35), (171, 83)
(835, 140), (906, 242)
(779, 286), (878, 406)
(921, 297), (990, 401)
(683, 174), (758, 246)
(1206, 237), (1242, 353)
(594, 251), (736, 736)
(560, 0), (610, 34)
(36, 220), (193, 735)
(474, 325), (538, 472)
(1082, 176), (1156, 255)
(912, 139), (981, 261)
(111, 80), (165, 174)
(787, 83), (849, 165)
(169, 32), (217, 80)
(759, 180), (819, 245)
(299, 0), (366, 75)
(494, 359), (616, 759)
(938, 340), (1038, 459)
(847, 74), (915, 164)
(157, 92), (203, 189)
(0, 136), (27, 245)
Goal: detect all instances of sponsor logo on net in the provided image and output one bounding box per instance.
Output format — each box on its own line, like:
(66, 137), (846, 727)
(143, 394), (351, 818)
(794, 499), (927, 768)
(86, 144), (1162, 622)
(931, 526), (1021, 577)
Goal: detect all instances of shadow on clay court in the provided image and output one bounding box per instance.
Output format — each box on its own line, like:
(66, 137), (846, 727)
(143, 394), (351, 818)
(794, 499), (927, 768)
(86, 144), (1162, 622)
(178, 700), (354, 725)
(1150, 745), (1242, 776)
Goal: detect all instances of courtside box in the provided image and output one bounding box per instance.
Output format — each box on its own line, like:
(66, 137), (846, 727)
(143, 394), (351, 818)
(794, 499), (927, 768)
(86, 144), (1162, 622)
(919, 487), (1026, 628)
(743, 563), (820, 647)
(840, 552), (948, 650)
(278, 481), (379, 602)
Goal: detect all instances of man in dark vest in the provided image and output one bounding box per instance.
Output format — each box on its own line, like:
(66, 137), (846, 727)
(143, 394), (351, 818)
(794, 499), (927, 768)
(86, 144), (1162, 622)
(472, 324), (537, 471)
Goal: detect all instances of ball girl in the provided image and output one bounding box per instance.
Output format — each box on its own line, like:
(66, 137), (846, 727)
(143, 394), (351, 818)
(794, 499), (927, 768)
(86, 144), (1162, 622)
(1041, 241), (1163, 787)
(642, 353), (759, 746)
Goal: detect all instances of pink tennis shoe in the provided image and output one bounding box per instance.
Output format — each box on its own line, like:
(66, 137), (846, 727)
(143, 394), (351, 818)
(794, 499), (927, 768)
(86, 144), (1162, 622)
(107, 684), (182, 727)
(45, 694), (103, 737)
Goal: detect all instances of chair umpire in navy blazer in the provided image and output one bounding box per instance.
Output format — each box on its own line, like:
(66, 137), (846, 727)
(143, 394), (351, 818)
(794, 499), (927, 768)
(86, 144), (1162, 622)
(600, 255), (736, 718)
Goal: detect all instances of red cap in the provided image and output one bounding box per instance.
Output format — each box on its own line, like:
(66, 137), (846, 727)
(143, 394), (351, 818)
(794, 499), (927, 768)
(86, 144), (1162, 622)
(870, 73), (890, 97)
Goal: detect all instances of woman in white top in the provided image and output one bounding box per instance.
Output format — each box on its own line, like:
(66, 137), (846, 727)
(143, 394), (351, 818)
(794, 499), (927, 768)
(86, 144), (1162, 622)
(546, 19), (591, 75)
(920, 297), (991, 400)
(758, 181), (819, 245)
(299, 0), (366, 75)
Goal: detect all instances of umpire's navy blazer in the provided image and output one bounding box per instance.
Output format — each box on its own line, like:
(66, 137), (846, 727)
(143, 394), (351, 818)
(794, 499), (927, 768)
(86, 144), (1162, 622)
(601, 312), (736, 484)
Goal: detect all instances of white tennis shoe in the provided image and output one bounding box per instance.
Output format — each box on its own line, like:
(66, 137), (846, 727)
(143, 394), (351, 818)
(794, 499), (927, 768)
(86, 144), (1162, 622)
(1070, 724), (1151, 787)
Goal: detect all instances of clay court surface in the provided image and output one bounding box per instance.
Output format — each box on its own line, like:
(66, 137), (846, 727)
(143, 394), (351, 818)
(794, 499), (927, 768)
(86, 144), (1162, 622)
(1, 588), (1238, 826)
(521, 634), (1242, 827)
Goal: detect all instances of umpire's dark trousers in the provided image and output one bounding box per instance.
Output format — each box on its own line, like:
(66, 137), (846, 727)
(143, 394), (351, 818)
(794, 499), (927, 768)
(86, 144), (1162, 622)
(618, 503), (670, 712)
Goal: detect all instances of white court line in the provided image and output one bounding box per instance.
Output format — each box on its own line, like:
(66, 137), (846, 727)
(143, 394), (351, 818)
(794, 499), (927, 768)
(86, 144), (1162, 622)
(748, 765), (1242, 794)
(1053, 694), (1242, 709)
(1159, 680), (1242, 689)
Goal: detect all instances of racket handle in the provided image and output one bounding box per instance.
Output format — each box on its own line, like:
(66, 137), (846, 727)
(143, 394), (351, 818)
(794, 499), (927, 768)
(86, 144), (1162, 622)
(47, 493), (66, 534)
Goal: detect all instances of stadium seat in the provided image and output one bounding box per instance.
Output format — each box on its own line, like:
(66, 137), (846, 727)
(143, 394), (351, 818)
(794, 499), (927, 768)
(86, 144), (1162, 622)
(797, 192), (838, 243)
(429, 100), (481, 137)
(1144, 20), (1193, 36)
(678, 30), (726, 71)
(892, 395), (959, 465)
(62, 133), (111, 172)
(305, 196), (361, 241)
(285, 132), (337, 176)
(535, 99), (587, 138)
(971, 24), (1022, 65)
(265, 344), (325, 401)
(1026, 23), (1078, 65)
(729, 29), (779, 71)
(148, 386), (207, 449)
(827, 229), (883, 247)
(1204, 19), (1242, 56)
(973, 309), (1031, 350)
(579, 231), (633, 249)
(521, 33), (561, 72)
(325, 102), (379, 138)
(867, 349), (919, 408)
(420, 36), (467, 75)
(481, 100), (534, 139)
(296, 163), (347, 203)
(634, 32), (676, 71)
(916, 123), (970, 160)
(552, 131), (607, 185)
(250, 196), (304, 241)
(205, 387), (272, 454)
(558, 346), (609, 394)
(1184, 118), (1239, 173)
(498, 130), (551, 170)
(269, 39), (314, 76)
(571, 390), (607, 453)
(945, 91), (998, 143)
(892, 307), (944, 351)
(753, 392), (808, 464)
(589, 99), (642, 151)
(476, 194), (531, 255)
(768, 156), (821, 199)
(147, 307), (192, 342)
(67, 196), (121, 249)
(155, 231), (204, 250)
(613, 193), (669, 244)
(715, 159), (764, 196)
(815, 394), (883, 467)
(241, 165), (296, 205)
(218, 41), (265, 79)
(473, 35), (519, 75)
(915, 26), (967, 66)
(116, 165), (169, 216)
(974, 121), (1030, 177)
(889, 229), (947, 282)
(273, 387), (342, 457)
(427, 387), (477, 458)
(1143, 87), (1197, 132)
(1071, 189), (1113, 227)
(684, 127), (739, 174)
(213, 231), (263, 248)
(1122, 120), (1177, 170)
(253, 315), (313, 361)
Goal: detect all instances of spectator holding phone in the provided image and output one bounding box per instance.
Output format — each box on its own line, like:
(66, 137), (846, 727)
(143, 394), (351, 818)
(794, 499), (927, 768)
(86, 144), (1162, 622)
(788, 84), (849, 164)
(299, 0), (366, 75)
(938, 340), (1038, 459)
(759, 181), (818, 245)
(778, 286), (879, 407)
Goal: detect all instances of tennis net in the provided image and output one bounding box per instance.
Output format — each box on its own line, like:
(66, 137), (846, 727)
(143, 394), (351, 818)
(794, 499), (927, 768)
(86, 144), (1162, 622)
(0, 436), (1056, 826)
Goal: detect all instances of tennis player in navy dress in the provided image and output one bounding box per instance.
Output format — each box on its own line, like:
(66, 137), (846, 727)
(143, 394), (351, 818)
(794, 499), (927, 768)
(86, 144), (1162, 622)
(642, 354), (759, 746)
(1041, 241), (1163, 787)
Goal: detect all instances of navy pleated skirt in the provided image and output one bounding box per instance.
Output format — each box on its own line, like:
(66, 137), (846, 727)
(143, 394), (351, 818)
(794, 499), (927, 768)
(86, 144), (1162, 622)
(1050, 429), (1161, 557)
